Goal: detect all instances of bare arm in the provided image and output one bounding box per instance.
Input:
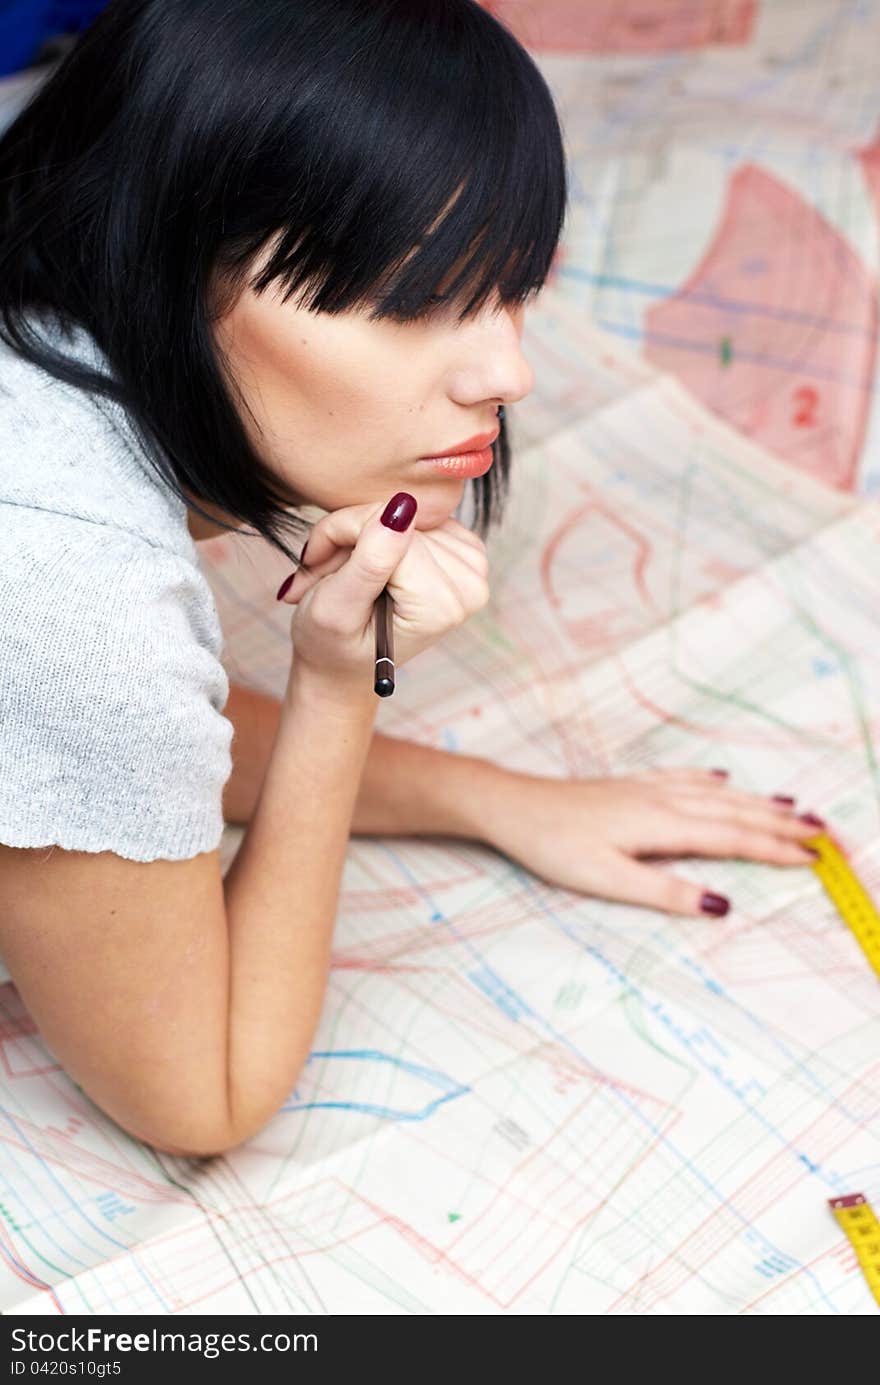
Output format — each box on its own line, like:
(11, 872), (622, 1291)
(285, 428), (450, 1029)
(222, 679), (504, 840)
(221, 681), (284, 828)
(0, 503), (489, 1159)
(0, 663), (378, 1159)
(221, 665), (378, 1140)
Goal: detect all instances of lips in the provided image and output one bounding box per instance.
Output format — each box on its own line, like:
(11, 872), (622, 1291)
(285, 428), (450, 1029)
(419, 426), (500, 460)
(418, 445), (495, 479)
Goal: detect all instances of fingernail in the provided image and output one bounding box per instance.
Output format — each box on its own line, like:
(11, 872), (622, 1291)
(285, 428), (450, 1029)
(380, 492), (417, 531)
(799, 812), (825, 827)
(804, 847), (821, 858)
(772, 794), (796, 805)
(710, 768), (729, 779)
(700, 891), (730, 917)
(276, 573), (295, 601)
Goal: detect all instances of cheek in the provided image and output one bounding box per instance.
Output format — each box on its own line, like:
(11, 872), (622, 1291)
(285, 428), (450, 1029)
(242, 299), (327, 398)
(221, 289), (439, 457)
(256, 305), (398, 414)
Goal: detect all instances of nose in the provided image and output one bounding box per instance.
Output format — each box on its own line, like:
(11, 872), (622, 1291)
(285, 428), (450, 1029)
(452, 300), (534, 408)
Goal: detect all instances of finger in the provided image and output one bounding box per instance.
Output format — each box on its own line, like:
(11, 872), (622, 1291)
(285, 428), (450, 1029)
(639, 816), (819, 866)
(409, 535), (490, 618)
(434, 516), (487, 552)
(280, 494), (420, 621)
(671, 783), (801, 814)
(371, 516), (490, 619)
(417, 525), (490, 579)
(634, 768), (797, 808)
(303, 505), (486, 569)
(280, 500), (406, 604)
(578, 849), (732, 919)
(636, 767), (731, 787)
(648, 771), (805, 816)
(278, 502), (490, 616)
(292, 502), (385, 571)
(282, 548), (349, 603)
(671, 797), (824, 843)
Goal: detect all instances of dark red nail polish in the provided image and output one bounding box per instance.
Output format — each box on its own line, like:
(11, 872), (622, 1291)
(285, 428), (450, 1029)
(700, 891), (730, 917)
(772, 794), (796, 805)
(380, 492), (417, 531)
(276, 573), (294, 601)
(800, 812), (825, 827)
(710, 768), (729, 779)
(805, 847), (821, 858)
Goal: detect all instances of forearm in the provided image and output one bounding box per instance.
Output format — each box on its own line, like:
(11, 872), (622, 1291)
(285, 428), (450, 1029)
(350, 729), (504, 842)
(221, 667), (378, 1141)
(222, 681), (284, 827)
(222, 681), (506, 842)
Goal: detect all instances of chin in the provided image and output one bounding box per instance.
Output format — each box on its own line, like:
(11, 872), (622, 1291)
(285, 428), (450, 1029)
(412, 489), (465, 529)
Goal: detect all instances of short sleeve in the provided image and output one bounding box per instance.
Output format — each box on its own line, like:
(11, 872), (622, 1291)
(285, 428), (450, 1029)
(0, 508), (234, 862)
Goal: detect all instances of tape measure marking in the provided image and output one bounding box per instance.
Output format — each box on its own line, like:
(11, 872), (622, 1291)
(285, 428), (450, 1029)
(828, 1193), (880, 1308)
(798, 838), (880, 1307)
(806, 832), (880, 979)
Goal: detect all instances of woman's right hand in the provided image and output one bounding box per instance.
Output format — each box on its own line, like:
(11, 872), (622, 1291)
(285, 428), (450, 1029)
(276, 492), (491, 686)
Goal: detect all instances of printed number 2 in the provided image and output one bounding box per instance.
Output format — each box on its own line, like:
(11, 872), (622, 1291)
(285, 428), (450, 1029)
(793, 386), (819, 428)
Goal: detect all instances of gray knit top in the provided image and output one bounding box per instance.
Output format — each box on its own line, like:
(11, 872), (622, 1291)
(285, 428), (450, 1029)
(0, 315), (234, 863)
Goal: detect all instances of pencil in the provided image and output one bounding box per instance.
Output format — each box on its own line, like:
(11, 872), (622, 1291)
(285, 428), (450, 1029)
(374, 587), (395, 696)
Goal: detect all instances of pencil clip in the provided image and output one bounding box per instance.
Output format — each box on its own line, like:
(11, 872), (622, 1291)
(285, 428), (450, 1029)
(374, 656), (395, 698)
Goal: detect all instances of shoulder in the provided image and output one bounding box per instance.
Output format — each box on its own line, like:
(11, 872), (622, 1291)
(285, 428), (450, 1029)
(0, 329), (114, 460)
(0, 330), (191, 551)
(0, 508), (234, 863)
(1, 503), (225, 663)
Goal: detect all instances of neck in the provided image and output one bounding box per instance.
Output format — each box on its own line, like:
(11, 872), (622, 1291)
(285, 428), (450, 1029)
(183, 490), (241, 542)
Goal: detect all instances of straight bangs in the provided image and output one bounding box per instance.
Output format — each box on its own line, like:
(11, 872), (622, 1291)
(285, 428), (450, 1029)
(222, 4), (568, 327)
(0, 0), (569, 561)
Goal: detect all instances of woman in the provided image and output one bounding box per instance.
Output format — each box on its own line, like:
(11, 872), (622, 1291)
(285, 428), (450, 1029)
(0, 0), (822, 1158)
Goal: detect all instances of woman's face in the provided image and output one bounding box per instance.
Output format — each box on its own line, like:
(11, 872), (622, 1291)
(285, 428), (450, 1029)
(187, 246), (534, 542)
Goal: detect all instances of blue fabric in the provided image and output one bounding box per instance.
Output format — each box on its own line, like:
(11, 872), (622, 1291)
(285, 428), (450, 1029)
(46, 0), (107, 32)
(0, 0), (52, 76)
(0, 0), (108, 77)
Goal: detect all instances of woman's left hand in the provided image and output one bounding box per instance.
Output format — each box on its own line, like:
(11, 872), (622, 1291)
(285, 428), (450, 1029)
(480, 766), (823, 917)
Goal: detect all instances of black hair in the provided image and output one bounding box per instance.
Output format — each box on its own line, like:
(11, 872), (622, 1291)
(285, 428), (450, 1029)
(0, 0), (568, 564)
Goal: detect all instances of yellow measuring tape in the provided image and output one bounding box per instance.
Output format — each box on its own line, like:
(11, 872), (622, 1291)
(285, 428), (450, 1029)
(828, 1194), (880, 1308)
(810, 834), (880, 1306)
(806, 832), (880, 979)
